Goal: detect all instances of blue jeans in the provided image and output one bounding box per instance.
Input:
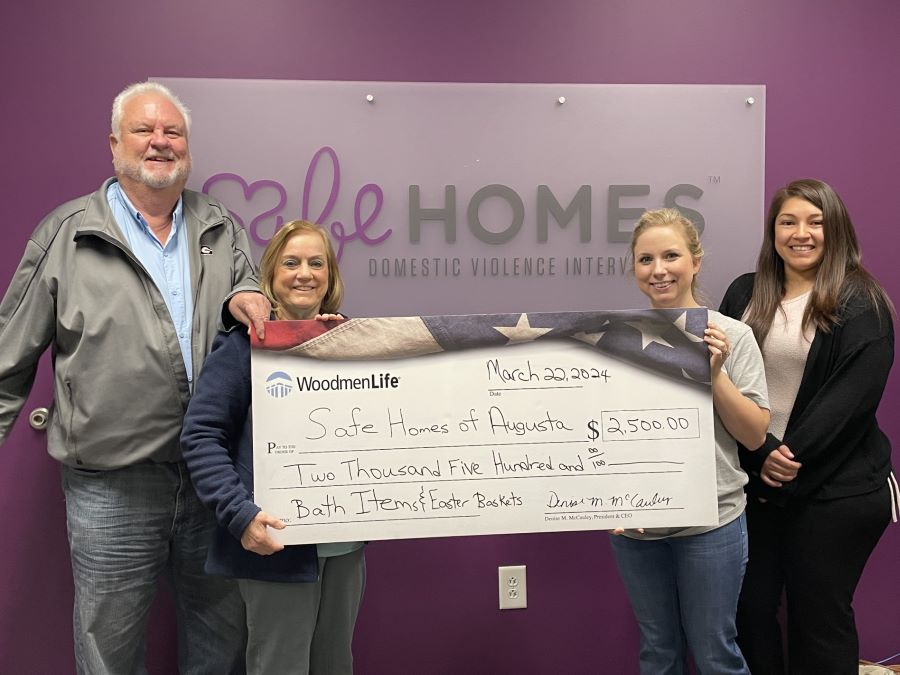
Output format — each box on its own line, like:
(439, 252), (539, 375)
(61, 462), (245, 675)
(610, 513), (749, 675)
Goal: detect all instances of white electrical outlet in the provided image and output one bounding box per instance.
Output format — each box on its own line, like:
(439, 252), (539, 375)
(498, 565), (527, 610)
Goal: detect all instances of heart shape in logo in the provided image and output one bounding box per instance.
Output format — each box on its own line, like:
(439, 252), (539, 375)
(202, 172), (288, 246)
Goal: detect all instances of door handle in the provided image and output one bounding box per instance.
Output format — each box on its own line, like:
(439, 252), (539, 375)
(29, 407), (50, 430)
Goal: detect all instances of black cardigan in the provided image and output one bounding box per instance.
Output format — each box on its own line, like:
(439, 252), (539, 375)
(720, 273), (894, 506)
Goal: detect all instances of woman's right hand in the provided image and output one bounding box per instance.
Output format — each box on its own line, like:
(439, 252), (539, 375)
(760, 444), (802, 487)
(704, 322), (731, 377)
(240, 511), (287, 555)
(610, 528), (645, 535)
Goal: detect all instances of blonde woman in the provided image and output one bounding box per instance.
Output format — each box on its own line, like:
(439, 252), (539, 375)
(612, 208), (769, 675)
(182, 221), (363, 675)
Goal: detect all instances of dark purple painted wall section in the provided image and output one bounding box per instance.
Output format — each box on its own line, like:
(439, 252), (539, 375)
(1, 1), (897, 671)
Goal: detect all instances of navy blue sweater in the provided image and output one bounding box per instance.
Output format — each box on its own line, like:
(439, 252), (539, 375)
(181, 329), (318, 582)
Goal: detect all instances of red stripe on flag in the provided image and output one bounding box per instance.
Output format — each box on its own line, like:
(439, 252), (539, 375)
(251, 319), (345, 350)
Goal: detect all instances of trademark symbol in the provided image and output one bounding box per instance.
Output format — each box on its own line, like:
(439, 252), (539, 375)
(708, 175), (721, 184)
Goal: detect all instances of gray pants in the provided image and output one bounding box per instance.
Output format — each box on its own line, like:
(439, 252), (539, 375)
(238, 547), (366, 675)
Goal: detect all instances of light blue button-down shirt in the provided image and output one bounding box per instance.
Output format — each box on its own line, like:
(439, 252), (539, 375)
(107, 182), (194, 382)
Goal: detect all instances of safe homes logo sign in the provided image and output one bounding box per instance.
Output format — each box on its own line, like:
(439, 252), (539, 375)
(165, 79), (764, 314)
(202, 145), (707, 263)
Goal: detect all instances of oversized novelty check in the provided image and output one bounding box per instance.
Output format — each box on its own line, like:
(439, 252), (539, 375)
(251, 309), (717, 544)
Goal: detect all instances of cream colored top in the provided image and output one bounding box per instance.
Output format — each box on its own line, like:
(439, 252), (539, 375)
(757, 291), (815, 439)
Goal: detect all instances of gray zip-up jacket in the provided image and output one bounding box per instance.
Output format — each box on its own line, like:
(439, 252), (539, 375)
(0, 178), (259, 468)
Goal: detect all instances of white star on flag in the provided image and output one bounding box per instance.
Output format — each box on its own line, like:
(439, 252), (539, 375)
(674, 312), (705, 342)
(624, 319), (675, 350)
(493, 314), (553, 344)
(572, 320), (609, 346)
(572, 330), (606, 346)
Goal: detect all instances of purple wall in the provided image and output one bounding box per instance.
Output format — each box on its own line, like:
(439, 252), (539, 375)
(1, 1), (898, 671)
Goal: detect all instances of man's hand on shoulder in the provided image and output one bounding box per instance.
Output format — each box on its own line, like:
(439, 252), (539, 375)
(228, 292), (272, 340)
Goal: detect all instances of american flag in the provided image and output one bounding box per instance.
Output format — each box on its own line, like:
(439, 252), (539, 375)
(253, 308), (711, 385)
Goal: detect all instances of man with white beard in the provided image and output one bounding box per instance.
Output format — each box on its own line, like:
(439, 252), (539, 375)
(0, 81), (270, 673)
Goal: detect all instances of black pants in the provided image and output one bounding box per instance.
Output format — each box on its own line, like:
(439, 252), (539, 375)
(736, 484), (891, 675)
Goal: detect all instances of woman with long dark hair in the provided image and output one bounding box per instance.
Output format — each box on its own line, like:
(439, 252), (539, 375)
(720, 179), (898, 674)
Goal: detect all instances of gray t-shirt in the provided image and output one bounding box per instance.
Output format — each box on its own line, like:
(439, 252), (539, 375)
(632, 310), (769, 539)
